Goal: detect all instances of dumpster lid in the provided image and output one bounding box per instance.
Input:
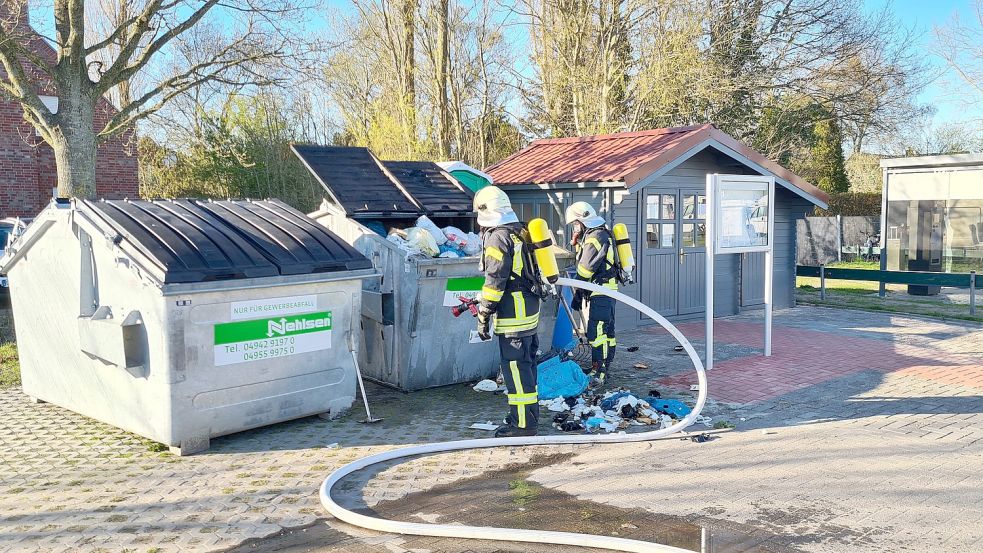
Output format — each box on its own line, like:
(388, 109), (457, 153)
(82, 198), (372, 284)
(291, 145), (423, 216)
(382, 161), (474, 214)
(292, 144), (475, 218)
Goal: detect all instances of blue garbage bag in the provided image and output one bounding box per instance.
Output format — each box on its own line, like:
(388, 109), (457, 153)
(600, 392), (633, 411)
(551, 286), (578, 351)
(645, 397), (691, 419)
(438, 244), (466, 257)
(363, 220), (388, 237)
(537, 357), (589, 399)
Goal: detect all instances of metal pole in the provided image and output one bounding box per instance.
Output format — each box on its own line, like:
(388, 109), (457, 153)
(971, 271), (977, 316)
(879, 169), (889, 298)
(820, 263), (826, 300)
(836, 214), (842, 262)
(764, 248), (773, 356)
(705, 174), (715, 371)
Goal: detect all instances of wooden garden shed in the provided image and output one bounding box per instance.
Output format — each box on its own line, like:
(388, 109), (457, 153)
(486, 124), (830, 329)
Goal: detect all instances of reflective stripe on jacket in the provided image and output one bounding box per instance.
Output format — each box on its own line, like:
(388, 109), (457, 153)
(575, 226), (619, 294)
(479, 224), (540, 337)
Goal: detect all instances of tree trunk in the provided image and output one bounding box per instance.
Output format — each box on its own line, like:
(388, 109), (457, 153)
(51, 90), (98, 199)
(436, 0), (450, 159)
(402, 0), (416, 157)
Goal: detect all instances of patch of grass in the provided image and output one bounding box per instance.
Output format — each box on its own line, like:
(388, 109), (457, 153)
(0, 309), (15, 342)
(508, 479), (540, 507)
(713, 421), (735, 429)
(0, 342), (19, 388)
(797, 288), (983, 323)
(139, 439), (168, 453)
(826, 260), (880, 270)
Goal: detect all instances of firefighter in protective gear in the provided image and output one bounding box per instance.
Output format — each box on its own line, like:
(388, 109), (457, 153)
(565, 201), (618, 386)
(474, 186), (541, 438)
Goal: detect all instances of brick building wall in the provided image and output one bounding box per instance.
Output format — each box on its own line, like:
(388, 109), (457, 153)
(0, 2), (139, 218)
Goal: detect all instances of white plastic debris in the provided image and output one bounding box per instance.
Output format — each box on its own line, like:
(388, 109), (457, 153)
(415, 215), (448, 245)
(470, 422), (499, 431)
(694, 415), (713, 428)
(472, 379), (499, 392)
(546, 397), (569, 412)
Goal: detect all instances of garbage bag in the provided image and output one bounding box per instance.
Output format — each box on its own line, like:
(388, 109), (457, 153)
(439, 243), (466, 258)
(645, 397), (692, 419)
(405, 227), (439, 257)
(387, 233), (422, 257)
(537, 358), (589, 399)
(442, 226), (468, 249)
(363, 220), (387, 237)
(600, 391), (633, 412)
(463, 232), (482, 256)
(416, 215), (448, 245)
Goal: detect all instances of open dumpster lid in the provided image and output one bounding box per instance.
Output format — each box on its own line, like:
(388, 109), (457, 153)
(381, 161), (474, 214)
(81, 198), (373, 284)
(292, 144), (474, 218)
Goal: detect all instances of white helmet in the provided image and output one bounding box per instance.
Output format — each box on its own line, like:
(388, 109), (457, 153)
(473, 186), (518, 227)
(565, 201), (605, 228)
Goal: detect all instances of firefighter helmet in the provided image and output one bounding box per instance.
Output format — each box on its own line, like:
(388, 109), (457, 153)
(565, 201), (605, 228)
(473, 186), (518, 227)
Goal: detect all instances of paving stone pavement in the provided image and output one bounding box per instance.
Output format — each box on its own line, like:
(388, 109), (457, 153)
(0, 305), (981, 552)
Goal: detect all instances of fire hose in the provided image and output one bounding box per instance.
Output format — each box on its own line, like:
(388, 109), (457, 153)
(320, 277), (708, 553)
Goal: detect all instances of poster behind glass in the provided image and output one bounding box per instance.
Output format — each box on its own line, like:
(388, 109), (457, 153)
(717, 184), (770, 250)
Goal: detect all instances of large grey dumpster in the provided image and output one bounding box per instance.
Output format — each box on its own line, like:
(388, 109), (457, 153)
(293, 145), (557, 390)
(0, 198), (376, 454)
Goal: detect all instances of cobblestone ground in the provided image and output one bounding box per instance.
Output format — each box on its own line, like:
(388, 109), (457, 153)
(1, 306), (981, 552)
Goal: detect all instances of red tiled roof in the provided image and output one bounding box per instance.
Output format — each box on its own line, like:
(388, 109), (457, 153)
(486, 124), (829, 206)
(487, 125), (707, 185)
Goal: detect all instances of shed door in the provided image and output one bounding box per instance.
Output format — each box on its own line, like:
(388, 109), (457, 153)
(641, 190), (707, 318)
(677, 190), (708, 315)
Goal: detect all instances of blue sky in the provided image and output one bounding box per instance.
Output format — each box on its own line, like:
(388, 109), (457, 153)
(865, 0), (983, 126)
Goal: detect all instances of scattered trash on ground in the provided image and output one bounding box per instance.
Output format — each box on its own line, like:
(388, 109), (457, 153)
(326, 443), (340, 449)
(470, 422), (499, 431)
(673, 345), (684, 352)
(633, 363), (649, 370)
(689, 384), (700, 391)
(536, 387), (700, 434)
(689, 433), (713, 443)
(472, 379), (501, 392)
(626, 346), (639, 352)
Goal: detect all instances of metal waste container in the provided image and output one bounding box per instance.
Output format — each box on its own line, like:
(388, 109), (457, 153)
(311, 203), (559, 391)
(0, 198), (376, 454)
(293, 144), (557, 390)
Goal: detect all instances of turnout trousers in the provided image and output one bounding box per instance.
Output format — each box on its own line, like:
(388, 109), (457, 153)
(498, 334), (540, 429)
(586, 295), (616, 375)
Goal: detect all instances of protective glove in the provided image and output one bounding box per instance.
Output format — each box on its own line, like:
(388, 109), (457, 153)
(477, 308), (493, 341)
(571, 290), (585, 311)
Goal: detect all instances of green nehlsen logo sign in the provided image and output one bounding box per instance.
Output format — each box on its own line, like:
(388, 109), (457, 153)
(215, 311), (333, 345)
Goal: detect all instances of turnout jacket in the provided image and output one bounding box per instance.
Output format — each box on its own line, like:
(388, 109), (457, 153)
(479, 223), (541, 337)
(575, 226), (619, 294)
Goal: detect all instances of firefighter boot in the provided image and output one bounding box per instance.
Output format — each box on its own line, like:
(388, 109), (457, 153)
(494, 424), (538, 438)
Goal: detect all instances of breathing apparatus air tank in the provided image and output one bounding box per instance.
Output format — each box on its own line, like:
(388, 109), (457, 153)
(528, 218), (559, 284)
(612, 223), (635, 275)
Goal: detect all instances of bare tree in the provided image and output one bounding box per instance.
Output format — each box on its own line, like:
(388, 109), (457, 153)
(935, 0), (983, 109)
(0, 0), (307, 197)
